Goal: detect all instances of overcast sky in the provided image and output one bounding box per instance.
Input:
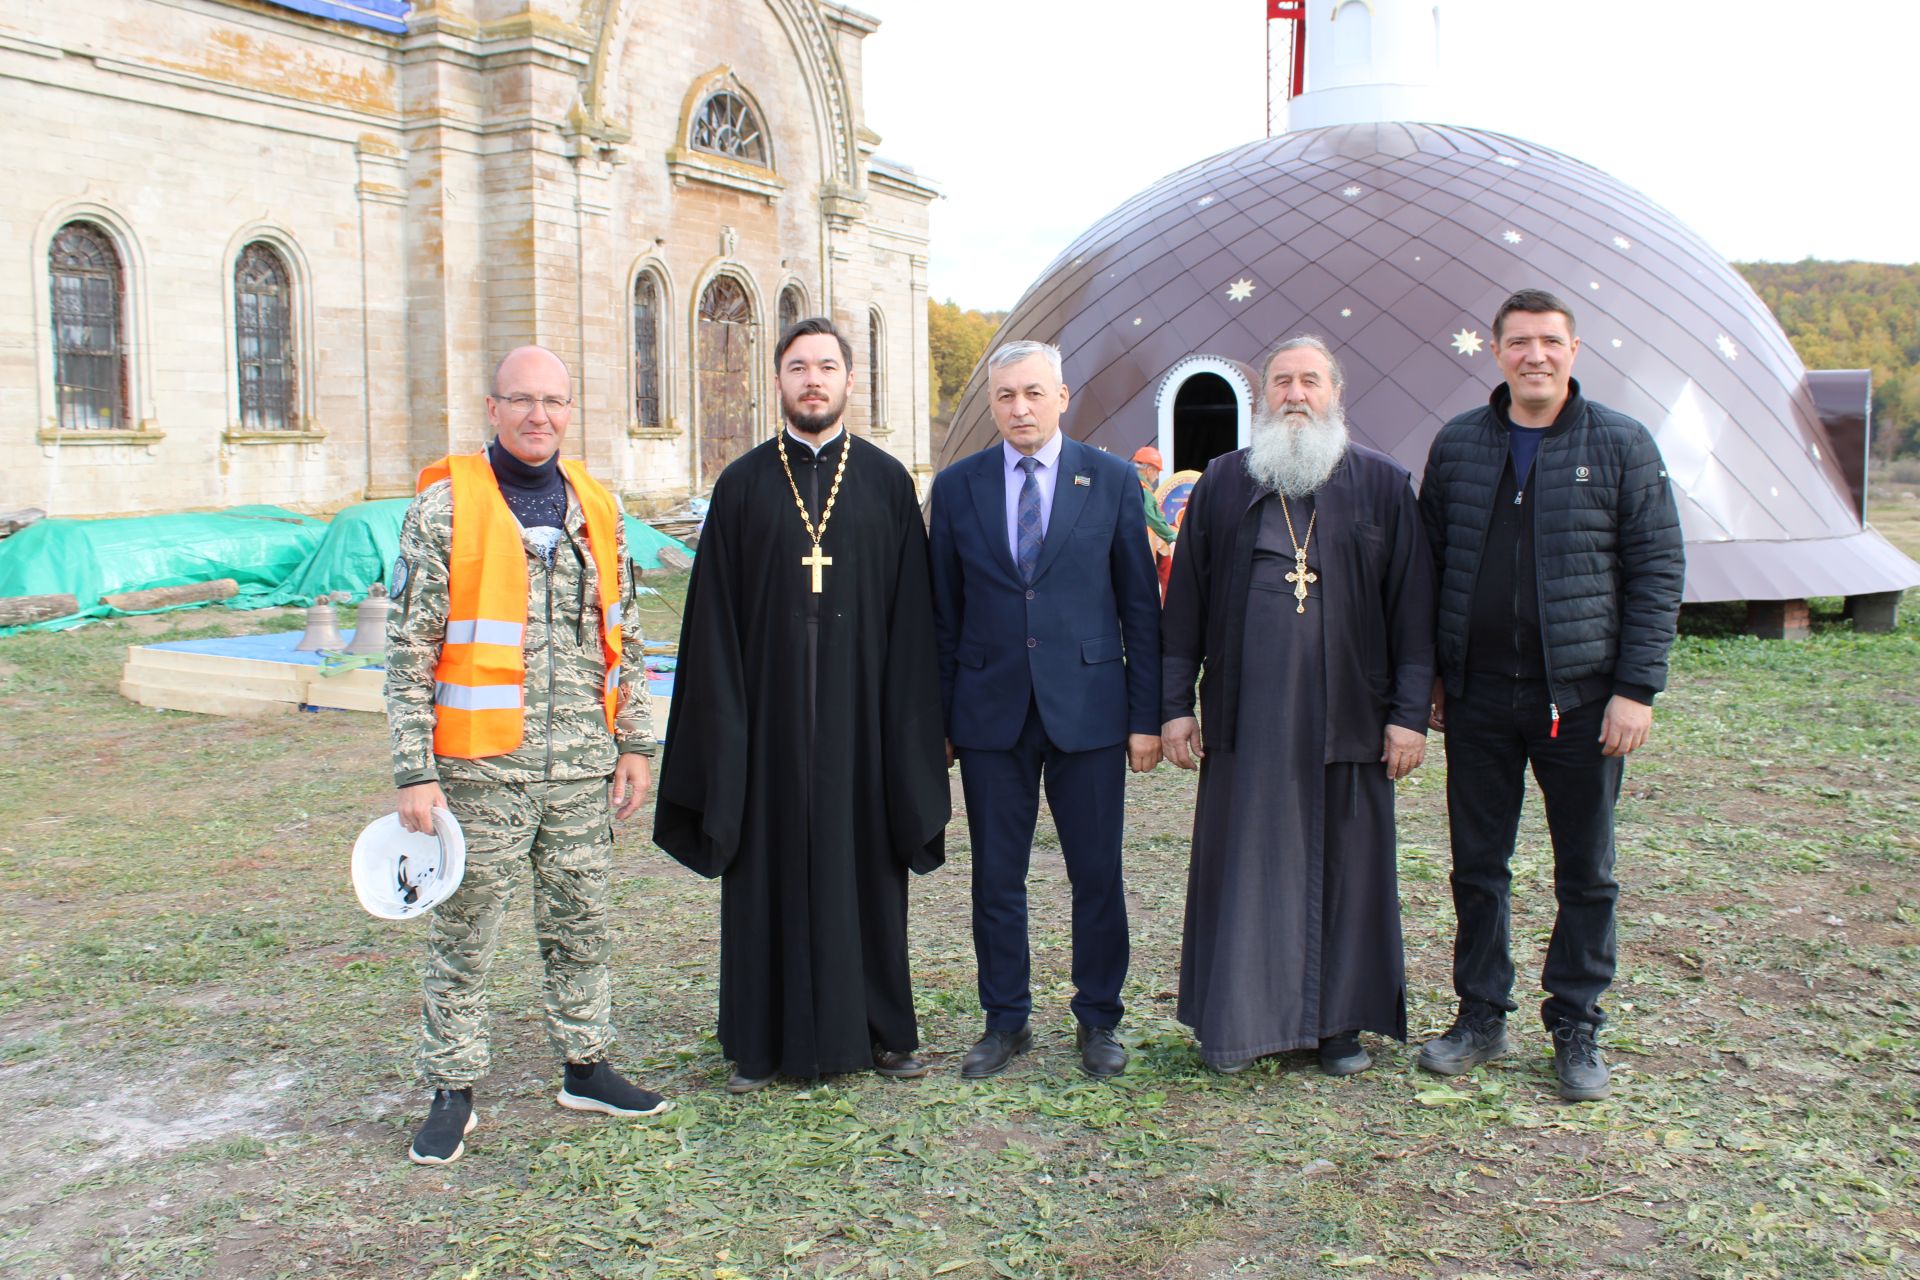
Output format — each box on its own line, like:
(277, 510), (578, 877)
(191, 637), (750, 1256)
(854, 0), (1920, 311)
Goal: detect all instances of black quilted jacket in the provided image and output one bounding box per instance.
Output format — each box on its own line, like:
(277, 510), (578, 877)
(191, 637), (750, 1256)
(1418, 380), (1685, 713)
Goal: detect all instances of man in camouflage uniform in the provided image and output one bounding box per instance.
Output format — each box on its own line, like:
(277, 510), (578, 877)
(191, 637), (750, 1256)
(386, 345), (668, 1166)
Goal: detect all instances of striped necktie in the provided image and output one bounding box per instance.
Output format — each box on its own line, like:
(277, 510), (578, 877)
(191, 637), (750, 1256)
(1016, 456), (1043, 581)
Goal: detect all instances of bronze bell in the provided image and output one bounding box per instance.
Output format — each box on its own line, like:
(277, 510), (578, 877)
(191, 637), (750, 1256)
(296, 592), (345, 651)
(345, 583), (393, 656)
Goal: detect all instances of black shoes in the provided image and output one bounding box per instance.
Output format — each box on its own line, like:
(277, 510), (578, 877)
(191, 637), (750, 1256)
(873, 1045), (932, 1079)
(1551, 1020), (1611, 1101)
(1417, 1008), (1511, 1076)
(960, 1025), (1033, 1078)
(556, 1060), (672, 1117)
(408, 1087), (475, 1166)
(1076, 1023), (1128, 1079)
(725, 1069), (776, 1094)
(1318, 1031), (1372, 1076)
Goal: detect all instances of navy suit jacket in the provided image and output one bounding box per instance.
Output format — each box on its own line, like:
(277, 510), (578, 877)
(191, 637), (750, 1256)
(929, 435), (1162, 754)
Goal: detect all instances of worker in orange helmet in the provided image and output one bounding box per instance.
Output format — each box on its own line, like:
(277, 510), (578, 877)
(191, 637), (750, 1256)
(1132, 446), (1178, 601)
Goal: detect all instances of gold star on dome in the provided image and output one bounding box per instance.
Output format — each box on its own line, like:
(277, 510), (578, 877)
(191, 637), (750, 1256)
(1451, 329), (1484, 357)
(1226, 278), (1255, 302)
(1502, 229), (1524, 245)
(1715, 333), (1739, 360)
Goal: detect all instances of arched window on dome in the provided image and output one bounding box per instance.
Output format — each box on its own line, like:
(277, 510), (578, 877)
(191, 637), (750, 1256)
(689, 90), (768, 167)
(49, 221), (127, 431)
(234, 242), (297, 432)
(867, 307), (887, 432)
(633, 268), (665, 429)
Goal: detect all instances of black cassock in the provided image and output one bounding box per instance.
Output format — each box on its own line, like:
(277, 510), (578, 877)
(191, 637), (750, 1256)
(654, 431), (949, 1078)
(1160, 444), (1435, 1065)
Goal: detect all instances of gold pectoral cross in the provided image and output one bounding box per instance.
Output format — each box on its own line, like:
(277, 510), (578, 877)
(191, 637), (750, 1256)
(802, 544), (833, 593)
(1287, 547), (1317, 614)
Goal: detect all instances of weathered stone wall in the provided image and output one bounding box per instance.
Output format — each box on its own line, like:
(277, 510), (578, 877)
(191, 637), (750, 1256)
(0, 0), (934, 516)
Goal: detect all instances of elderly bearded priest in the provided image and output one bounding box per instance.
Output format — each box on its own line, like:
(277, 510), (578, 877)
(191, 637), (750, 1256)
(1161, 335), (1436, 1076)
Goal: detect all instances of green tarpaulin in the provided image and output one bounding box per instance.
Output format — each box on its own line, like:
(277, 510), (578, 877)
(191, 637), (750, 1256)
(0, 507), (325, 634)
(0, 501), (694, 634)
(242, 502), (691, 608)
(239, 500), (410, 608)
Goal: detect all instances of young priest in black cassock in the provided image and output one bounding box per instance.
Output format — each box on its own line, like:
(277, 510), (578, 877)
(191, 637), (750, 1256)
(653, 318), (949, 1092)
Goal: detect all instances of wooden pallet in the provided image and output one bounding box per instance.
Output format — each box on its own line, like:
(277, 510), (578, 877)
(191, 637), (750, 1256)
(120, 642), (670, 725)
(120, 644), (384, 718)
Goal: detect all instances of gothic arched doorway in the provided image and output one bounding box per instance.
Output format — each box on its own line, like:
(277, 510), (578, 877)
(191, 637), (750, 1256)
(697, 275), (755, 483)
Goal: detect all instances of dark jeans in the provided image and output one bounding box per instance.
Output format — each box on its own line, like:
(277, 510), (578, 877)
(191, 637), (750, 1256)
(957, 699), (1129, 1032)
(1444, 677), (1623, 1029)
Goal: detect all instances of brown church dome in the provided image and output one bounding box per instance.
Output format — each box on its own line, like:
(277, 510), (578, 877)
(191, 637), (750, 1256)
(940, 122), (1919, 603)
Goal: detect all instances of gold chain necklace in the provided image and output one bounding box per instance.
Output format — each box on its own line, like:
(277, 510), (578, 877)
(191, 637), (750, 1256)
(777, 431), (850, 592)
(1279, 497), (1318, 614)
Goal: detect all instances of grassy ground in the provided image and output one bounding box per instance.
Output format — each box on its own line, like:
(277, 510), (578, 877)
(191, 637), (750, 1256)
(2, 581), (1917, 1279)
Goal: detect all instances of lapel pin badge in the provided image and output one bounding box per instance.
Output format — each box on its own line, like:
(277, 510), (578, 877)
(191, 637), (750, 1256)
(1074, 473), (1091, 487)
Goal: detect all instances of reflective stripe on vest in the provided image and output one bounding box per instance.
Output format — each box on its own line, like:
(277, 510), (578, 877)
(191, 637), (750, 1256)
(417, 451), (626, 760)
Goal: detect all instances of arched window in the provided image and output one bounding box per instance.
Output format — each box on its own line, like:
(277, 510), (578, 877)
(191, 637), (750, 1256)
(778, 283), (805, 335)
(235, 242), (296, 432)
(49, 222), (126, 431)
(689, 90), (768, 166)
(867, 307), (887, 430)
(633, 270), (664, 428)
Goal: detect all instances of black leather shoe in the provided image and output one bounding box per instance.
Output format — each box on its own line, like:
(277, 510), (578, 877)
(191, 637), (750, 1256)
(1076, 1022), (1127, 1079)
(1550, 1020), (1611, 1101)
(873, 1045), (931, 1079)
(1318, 1031), (1373, 1076)
(960, 1025), (1032, 1079)
(1416, 1008), (1510, 1076)
(408, 1087), (475, 1166)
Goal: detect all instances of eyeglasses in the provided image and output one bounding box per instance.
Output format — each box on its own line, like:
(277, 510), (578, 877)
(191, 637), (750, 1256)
(495, 394), (574, 415)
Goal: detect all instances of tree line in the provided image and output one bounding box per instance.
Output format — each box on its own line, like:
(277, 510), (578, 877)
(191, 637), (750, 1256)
(1734, 260), (1920, 458)
(929, 261), (1920, 458)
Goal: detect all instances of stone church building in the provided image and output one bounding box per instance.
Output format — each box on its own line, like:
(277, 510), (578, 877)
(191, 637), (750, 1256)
(0, 0), (936, 516)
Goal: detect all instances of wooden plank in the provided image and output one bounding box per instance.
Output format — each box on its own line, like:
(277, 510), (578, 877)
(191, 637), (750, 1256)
(119, 679), (297, 719)
(125, 652), (308, 698)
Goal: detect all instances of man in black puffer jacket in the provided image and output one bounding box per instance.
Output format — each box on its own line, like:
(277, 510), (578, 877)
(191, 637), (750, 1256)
(1416, 289), (1683, 1102)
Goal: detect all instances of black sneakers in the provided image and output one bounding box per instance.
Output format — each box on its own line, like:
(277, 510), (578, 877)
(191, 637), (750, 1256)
(556, 1060), (673, 1117)
(1550, 1020), (1611, 1101)
(1416, 1009), (1511, 1076)
(408, 1087), (476, 1166)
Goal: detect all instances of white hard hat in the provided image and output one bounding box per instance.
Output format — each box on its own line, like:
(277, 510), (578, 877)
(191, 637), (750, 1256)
(351, 807), (467, 921)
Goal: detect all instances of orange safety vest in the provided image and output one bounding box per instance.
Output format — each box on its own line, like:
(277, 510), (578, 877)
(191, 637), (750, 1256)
(415, 451), (625, 759)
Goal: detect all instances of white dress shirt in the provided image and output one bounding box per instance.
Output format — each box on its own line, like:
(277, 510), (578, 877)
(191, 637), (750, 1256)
(1002, 429), (1064, 566)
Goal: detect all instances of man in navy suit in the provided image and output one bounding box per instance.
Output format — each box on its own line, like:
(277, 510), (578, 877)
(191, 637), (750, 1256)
(928, 340), (1163, 1079)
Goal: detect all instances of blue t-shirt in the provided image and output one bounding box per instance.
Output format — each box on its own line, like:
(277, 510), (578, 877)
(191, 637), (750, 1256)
(1508, 424), (1546, 489)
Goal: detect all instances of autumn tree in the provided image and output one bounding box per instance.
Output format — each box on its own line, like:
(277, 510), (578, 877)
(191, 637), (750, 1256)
(1736, 260), (1920, 458)
(927, 298), (1004, 423)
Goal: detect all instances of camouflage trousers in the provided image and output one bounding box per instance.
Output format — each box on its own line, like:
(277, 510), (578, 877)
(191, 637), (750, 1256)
(417, 775), (617, 1088)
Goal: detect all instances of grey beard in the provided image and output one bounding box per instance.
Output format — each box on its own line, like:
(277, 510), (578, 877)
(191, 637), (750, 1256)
(1246, 402), (1350, 496)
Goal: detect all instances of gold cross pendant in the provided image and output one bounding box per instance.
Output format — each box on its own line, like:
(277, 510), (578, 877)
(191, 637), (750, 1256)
(802, 544), (833, 593)
(1286, 547), (1317, 614)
